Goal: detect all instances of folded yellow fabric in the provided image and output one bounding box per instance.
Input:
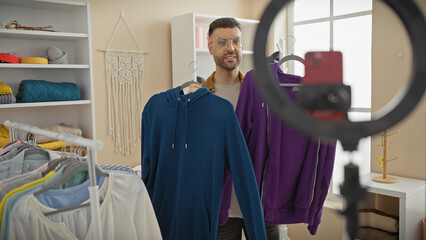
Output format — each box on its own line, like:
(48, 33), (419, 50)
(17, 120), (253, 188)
(20, 57), (48, 64)
(0, 124), (9, 148)
(37, 141), (72, 150)
(0, 83), (12, 95)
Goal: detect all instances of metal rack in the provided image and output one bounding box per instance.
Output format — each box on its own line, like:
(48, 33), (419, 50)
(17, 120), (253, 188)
(4, 120), (104, 240)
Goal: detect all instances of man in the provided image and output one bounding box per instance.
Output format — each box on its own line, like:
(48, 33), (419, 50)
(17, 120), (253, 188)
(190, 17), (279, 240)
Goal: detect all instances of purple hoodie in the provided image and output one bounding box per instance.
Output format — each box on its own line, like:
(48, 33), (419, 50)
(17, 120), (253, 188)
(219, 63), (336, 235)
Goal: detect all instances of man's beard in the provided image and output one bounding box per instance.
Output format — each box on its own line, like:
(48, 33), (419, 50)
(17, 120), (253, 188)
(214, 53), (241, 71)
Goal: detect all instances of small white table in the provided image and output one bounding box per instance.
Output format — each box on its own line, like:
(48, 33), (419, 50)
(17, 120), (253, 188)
(360, 172), (426, 240)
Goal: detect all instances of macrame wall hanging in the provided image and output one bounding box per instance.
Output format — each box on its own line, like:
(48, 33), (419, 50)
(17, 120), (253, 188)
(99, 11), (146, 156)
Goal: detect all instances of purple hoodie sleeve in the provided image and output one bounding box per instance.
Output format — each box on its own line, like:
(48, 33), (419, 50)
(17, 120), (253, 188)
(307, 141), (336, 234)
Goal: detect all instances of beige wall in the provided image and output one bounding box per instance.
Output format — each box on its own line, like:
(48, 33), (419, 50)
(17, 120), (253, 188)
(76, 0), (250, 166)
(370, 0), (426, 181)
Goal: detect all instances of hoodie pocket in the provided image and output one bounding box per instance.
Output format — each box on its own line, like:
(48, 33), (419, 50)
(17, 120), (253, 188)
(156, 191), (211, 240)
(157, 191), (178, 239)
(177, 192), (211, 239)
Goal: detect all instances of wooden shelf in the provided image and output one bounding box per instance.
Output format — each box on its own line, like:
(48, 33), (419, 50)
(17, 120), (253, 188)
(0, 0), (95, 139)
(0, 29), (88, 40)
(0, 100), (91, 109)
(0, 63), (89, 69)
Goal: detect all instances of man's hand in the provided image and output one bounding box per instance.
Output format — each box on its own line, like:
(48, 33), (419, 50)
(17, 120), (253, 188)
(189, 83), (201, 93)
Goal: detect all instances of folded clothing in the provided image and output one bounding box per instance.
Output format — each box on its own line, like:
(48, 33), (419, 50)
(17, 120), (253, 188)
(359, 208), (399, 233)
(0, 94), (16, 104)
(16, 80), (80, 102)
(31, 123), (82, 143)
(0, 124), (9, 148)
(0, 82), (12, 95)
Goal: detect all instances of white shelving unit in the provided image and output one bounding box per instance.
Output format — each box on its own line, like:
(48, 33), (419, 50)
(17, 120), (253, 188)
(360, 172), (426, 240)
(0, 0), (96, 139)
(171, 12), (259, 87)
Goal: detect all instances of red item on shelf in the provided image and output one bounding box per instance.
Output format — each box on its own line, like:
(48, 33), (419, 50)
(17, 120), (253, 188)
(3, 52), (22, 58)
(0, 53), (20, 63)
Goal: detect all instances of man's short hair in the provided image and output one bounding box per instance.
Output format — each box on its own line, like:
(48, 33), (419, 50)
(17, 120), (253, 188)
(208, 17), (241, 38)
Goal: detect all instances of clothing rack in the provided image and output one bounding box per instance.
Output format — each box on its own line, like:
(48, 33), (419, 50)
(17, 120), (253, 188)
(4, 120), (104, 240)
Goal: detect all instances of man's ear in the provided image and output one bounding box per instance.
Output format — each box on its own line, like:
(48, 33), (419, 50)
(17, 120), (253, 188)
(208, 42), (213, 54)
(208, 35), (213, 54)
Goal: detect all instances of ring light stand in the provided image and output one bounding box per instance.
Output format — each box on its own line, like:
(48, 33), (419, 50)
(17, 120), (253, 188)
(252, 0), (425, 239)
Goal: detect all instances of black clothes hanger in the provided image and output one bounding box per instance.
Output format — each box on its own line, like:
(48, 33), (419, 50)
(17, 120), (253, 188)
(278, 54), (305, 66)
(278, 35), (305, 66)
(196, 76), (206, 84)
(267, 51), (280, 63)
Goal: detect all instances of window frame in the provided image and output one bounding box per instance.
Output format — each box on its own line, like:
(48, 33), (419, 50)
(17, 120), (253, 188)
(286, 0), (373, 199)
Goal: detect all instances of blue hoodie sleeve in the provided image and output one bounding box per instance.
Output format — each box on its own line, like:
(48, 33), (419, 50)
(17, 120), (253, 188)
(224, 109), (267, 240)
(141, 99), (153, 186)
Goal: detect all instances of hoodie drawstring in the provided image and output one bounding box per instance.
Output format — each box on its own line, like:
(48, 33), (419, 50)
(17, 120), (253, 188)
(171, 97), (180, 149)
(185, 99), (190, 149)
(171, 97), (190, 149)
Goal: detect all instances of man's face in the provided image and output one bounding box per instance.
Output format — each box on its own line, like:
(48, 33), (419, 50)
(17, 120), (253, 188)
(208, 27), (243, 71)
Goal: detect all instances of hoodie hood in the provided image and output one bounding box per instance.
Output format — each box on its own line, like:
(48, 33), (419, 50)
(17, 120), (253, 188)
(166, 86), (211, 149)
(166, 86), (211, 107)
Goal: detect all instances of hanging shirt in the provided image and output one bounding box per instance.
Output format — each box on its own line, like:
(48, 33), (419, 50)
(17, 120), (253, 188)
(0, 148), (59, 181)
(0, 171), (55, 226)
(0, 168), (65, 240)
(0, 162), (48, 192)
(9, 173), (162, 240)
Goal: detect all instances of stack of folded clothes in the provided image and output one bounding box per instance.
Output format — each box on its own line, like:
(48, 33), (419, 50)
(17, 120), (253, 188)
(31, 123), (86, 156)
(0, 82), (16, 104)
(357, 209), (399, 240)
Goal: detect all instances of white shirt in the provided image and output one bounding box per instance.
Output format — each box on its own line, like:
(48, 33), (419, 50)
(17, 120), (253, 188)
(9, 173), (162, 240)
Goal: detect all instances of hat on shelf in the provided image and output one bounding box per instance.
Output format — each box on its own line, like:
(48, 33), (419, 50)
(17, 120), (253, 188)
(0, 82), (13, 95)
(47, 46), (68, 64)
(0, 53), (19, 63)
(20, 57), (48, 64)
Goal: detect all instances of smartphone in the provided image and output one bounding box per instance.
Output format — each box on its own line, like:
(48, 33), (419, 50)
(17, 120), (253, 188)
(302, 51), (343, 85)
(301, 51), (346, 121)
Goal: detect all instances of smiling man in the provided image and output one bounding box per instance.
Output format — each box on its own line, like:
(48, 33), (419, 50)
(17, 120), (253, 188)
(201, 17), (244, 109)
(193, 17), (279, 240)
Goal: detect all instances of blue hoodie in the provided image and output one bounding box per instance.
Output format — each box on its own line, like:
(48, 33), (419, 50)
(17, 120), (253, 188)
(141, 86), (267, 240)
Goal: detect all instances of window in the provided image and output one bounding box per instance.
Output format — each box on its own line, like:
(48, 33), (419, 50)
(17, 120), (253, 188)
(287, 0), (373, 195)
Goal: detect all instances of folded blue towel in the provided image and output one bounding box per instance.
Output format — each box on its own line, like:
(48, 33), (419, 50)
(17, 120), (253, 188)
(16, 80), (80, 102)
